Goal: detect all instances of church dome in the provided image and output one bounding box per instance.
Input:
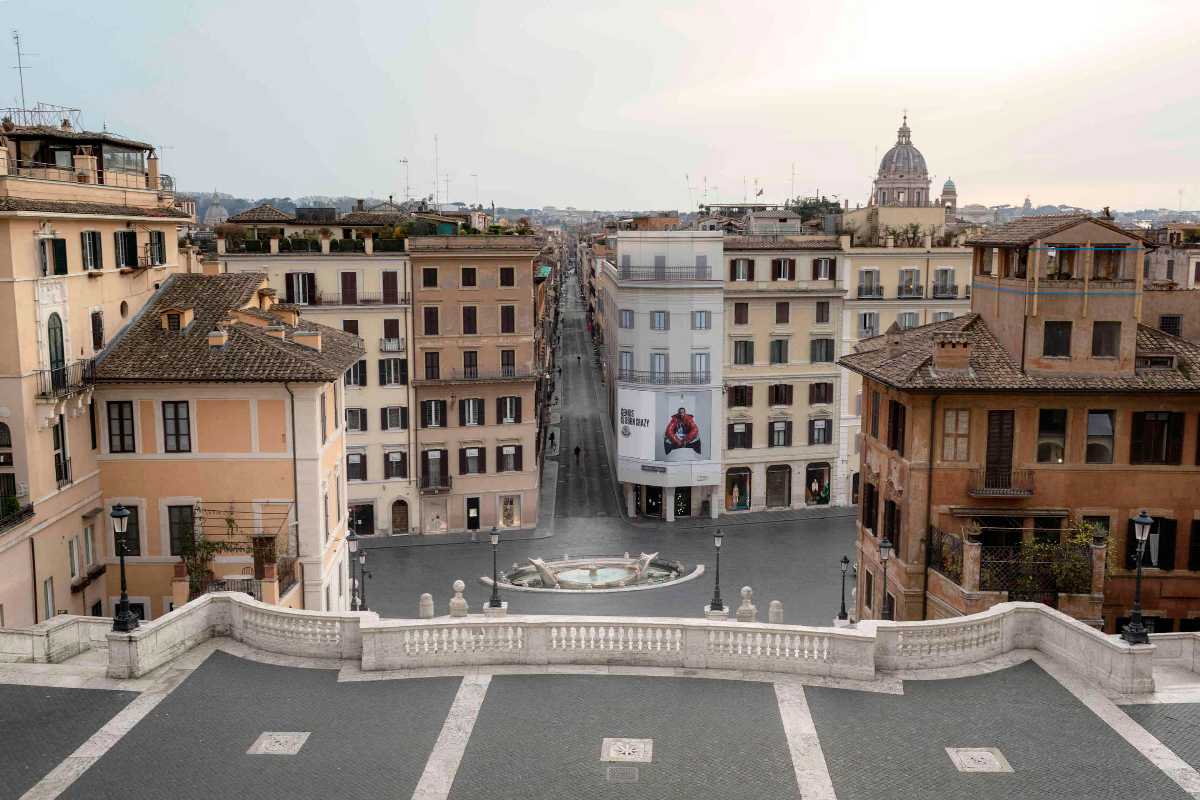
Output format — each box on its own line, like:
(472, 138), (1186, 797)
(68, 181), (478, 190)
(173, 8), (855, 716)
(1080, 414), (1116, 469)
(943, 177), (956, 192)
(877, 116), (927, 179)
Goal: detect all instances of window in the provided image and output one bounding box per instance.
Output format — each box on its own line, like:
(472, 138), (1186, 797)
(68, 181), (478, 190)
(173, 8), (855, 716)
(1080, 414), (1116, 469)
(52, 413), (68, 486)
(770, 420), (792, 447)
(422, 267), (438, 288)
(501, 349), (516, 377)
(887, 400), (906, 455)
(423, 306), (439, 336)
(81, 231), (103, 270)
(424, 351), (440, 380)
(460, 447), (485, 475)
(1037, 409), (1067, 463)
(500, 305), (516, 333)
(858, 312), (879, 338)
(808, 418), (832, 445)
(730, 258), (753, 281)
(462, 306), (478, 335)
(815, 301), (830, 324)
(691, 352), (710, 380)
(858, 269), (880, 296)
(168, 505), (195, 557)
(68, 537), (79, 579)
(1093, 246), (1123, 279)
(347, 452), (366, 481)
(90, 310), (104, 351)
(864, 571), (874, 610)
(812, 257), (835, 280)
(733, 341), (754, 365)
(496, 445), (523, 472)
(162, 401), (191, 453)
(1092, 321), (1120, 357)
(148, 231), (166, 265)
(809, 382), (833, 404)
(1043, 321), (1072, 357)
(618, 350), (633, 378)
(461, 267), (476, 287)
(933, 311), (953, 323)
(1084, 410), (1115, 463)
(727, 422), (752, 449)
(345, 359), (367, 387)
(1190, 521), (1200, 571)
(43, 577), (54, 619)
(342, 319), (359, 335)
(883, 500), (901, 553)
(941, 409), (970, 461)
(870, 391), (880, 438)
(810, 338), (834, 363)
(499, 267), (515, 287)
(733, 303), (749, 325)
(83, 525), (95, 566)
(384, 450), (408, 479)
(1127, 517), (1177, 570)
(769, 339), (788, 364)
(463, 350), (478, 378)
(898, 269), (920, 296)
(498, 396), (521, 423)
(775, 302), (790, 324)
(619, 309), (635, 329)
(691, 310), (711, 330)
(650, 311), (669, 331)
(771, 258), (795, 281)
(1159, 315), (1183, 338)
(650, 353), (668, 381)
(728, 385), (753, 407)
(933, 267), (955, 295)
(420, 400), (447, 428)
(346, 408), (368, 432)
(107, 401), (135, 453)
(166, 313), (181, 331)
(1130, 411), (1184, 465)
(380, 406), (408, 431)
(319, 390), (328, 443)
(861, 483), (879, 534)
(460, 398), (484, 426)
(768, 384), (792, 406)
(114, 507), (141, 556)
(114, 231), (138, 268)
(896, 312), (919, 330)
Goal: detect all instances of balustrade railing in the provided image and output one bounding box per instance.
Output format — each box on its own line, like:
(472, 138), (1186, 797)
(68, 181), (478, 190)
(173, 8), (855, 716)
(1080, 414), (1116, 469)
(617, 265), (716, 281)
(35, 359), (95, 399)
(967, 467), (1035, 497)
(378, 338), (406, 353)
(614, 369), (711, 385)
(310, 291), (409, 306)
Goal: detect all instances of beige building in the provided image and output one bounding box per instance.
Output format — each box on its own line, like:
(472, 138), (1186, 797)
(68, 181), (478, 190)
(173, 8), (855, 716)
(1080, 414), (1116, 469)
(93, 272), (363, 617)
(408, 237), (542, 533)
(722, 236), (845, 511)
(0, 118), (189, 626)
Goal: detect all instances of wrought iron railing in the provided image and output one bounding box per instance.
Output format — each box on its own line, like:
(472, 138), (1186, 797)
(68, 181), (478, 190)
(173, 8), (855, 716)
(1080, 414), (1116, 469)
(928, 527), (963, 584)
(35, 359), (95, 399)
(967, 468), (1035, 497)
(419, 473), (452, 493)
(276, 556), (300, 596)
(379, 338), (406, 353)
(192, 575), (263, 602)
(55, 457), (72, 489)
(932, 284), (959, 299)
(0, 502), (34, 535)
(617, 265), (716, 281)
(857, 285), (884, 299)
(614, 369), (711, 385)
(413, 367), (535, 383)
(309, 291), (409, 306)
(897, 285), (924, 298)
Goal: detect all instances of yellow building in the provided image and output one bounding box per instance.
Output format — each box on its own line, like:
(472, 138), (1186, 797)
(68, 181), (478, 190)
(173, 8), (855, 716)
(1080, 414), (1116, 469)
(0, 117), (188, 626)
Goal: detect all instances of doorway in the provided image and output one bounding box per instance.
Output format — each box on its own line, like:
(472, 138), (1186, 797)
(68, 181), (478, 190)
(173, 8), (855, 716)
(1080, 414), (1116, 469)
(766, 465), (791, 508)
(985, 410), (1015, 490)
(48, 312), (65, 392)
(391, 499), (409, 534)
(725, 468), (751, 511)
(805, 463), (830, 505)
(674, 486), (692, 518)
(466, 497), (481, 530)
(645, 486), (663, 518)
(349, 503), (375, 537)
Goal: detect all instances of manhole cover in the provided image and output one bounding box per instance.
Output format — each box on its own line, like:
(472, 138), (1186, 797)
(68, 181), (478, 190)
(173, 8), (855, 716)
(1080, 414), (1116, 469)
(606, 766), (639, 783)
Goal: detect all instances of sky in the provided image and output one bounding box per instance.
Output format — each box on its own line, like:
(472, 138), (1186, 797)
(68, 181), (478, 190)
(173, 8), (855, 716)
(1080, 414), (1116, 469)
(3, 0), (1198, 211)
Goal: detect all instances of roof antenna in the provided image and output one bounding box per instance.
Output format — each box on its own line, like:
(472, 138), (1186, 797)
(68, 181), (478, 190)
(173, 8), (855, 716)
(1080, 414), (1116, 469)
(11, 30), (34, 111)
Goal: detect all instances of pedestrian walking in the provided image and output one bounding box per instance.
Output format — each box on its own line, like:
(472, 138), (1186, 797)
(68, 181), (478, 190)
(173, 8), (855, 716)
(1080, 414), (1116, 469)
(576, 354), (581, 365)
(574, 445), (581, 463)
(550, 431), (556, 448)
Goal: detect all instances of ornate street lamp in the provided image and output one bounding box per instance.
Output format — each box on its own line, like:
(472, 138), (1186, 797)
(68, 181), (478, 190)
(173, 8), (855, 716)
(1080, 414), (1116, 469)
(111, 504), (138, 632)
(358, 548), (370, 612)
(879, 537), (893, 620)
(1122, 510), (1154, 645)
(838, 555), (851, 621)
(347, 531), (359, 610)
(488, 526), (503, 608)
(710, 529), (725, 612)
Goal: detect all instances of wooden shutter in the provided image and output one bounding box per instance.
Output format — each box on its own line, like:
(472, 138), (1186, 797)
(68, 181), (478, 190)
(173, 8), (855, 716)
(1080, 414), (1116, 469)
(378, 360), (388, 386)
(729, 260), (737, 281)
(829, 257), (837, 281)
(52, 238), (68, 275)
(1167, 414), (1184, 464)
(1129, 413), (1145, 464)
(382, 271), (399, 304)
(380, 408), (389, 431)
(420, 401), (430, 428)
(811, 258), (821, 280)
(495, 446), (504, 470)
(384, 318), (400, 339)
(304, 273), (317, 303)
(514, 445), (523, 471)
(746, 260), (755, 281)
(421, 450), (430, 481)
(479, 448), (486, 473)
(91, 311), (104, 351)
(400, 406), (409, 430)
(459, 448), (468, 475)
(1190, 521), (1200, 571)
(284, 274), (295, 303)
(784, 422), (792, 446)
(478, 401), (485, 426)
(459, 399), (467, 425)
(514, 397), (522, 423)
(496, 397), (504, 422)
(1125, 520), (1143, 568)
(1158, 519), (1177, 570)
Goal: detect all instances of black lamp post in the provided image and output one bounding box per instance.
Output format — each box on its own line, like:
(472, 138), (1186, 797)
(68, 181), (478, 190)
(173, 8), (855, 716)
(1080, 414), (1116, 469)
(710, 528), (725, 612)
(879, 537), (893, 620)
(488, 527), (503, 608)
(838, 555), (850, 621)
(111, 504), (138, 632)
(358, 548), (370, 612)
(1122, 510), (1154, 645)
(347, 531), (359, 610)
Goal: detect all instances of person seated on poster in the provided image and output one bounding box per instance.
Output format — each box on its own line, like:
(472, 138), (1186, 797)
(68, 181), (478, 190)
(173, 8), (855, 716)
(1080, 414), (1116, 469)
(663, 406), (701, 461)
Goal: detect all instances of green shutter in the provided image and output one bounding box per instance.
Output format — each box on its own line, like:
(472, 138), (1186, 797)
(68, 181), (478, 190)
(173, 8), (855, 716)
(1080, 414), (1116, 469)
(52, 239), (68, 275)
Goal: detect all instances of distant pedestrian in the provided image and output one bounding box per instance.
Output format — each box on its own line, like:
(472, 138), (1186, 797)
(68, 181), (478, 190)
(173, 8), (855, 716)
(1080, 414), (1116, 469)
(550, 431), (556, 448)
(576, 355), (581, 365)
(574, 445), (582, 463)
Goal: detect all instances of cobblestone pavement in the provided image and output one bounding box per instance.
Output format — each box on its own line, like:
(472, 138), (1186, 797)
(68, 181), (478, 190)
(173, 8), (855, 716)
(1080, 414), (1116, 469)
(805, 660), (1193, 800)
(0, 684), (136, 799)
(1124, 703), (1200, 773)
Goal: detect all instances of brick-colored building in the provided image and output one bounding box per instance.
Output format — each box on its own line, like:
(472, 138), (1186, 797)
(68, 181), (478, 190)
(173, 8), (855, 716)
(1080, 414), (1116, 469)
(841, 215), (1200, 632)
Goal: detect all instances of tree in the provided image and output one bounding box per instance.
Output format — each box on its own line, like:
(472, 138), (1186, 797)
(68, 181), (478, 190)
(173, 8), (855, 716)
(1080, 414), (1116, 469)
(785, 195), (841, 223)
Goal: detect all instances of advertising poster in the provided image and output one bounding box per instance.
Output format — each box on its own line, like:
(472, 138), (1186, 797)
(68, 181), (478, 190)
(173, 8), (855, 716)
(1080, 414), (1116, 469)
(617, 388), (656, 460)
(655, 390), (711, 463)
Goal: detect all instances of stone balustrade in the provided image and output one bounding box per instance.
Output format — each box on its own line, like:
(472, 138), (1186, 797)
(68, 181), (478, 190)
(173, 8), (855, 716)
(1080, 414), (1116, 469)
(1149, 632), (1200, 674)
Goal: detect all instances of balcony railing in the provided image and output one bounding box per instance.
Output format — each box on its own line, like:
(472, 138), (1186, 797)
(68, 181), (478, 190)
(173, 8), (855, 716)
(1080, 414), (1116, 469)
(309, 291), (410, 306)
(10, 161), (173, 192)
(55, 457), (72, 489)
(897, 285), (924, 299)
(379, 338), (407, 353)
(413, 367), (535, 384)
(276, 556), (300, 597)
(617, 265), (716, 282)
(932, 284), (959, 299)
(35, 359), (95, 399)
(857, 285), (884, 299)
(419, 473), (453, 494)
(967, 468), (1035, 498)
(858, 328), (879, 339)
(0, 501), (34, 535)
(615, 369), (711, 385)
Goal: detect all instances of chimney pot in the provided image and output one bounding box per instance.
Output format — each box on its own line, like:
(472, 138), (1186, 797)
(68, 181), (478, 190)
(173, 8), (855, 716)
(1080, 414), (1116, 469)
(207, 328), (228, 348)
(265, 325), (286, 339)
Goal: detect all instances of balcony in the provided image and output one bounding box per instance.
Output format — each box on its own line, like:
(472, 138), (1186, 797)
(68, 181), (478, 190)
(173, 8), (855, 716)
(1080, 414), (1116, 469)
(54, 457), (72, 490)
(9, 160), (173, 192)
(413, 367), (536, 385)
(857, 285), (884, 299)
(897, 285), (924, 299)
(966, 468), (1035, 498)
(308, 291), (410, 307)
(932, 284), (959, 299)
(858, 328), (879, 339)
(617, 265), (716, 282)
(379, 338), (407, 353)
(615, 369), (711, 385)
(35, 359), (95, 399)
(0, 501), (34, 535)
(420, 473), (453, 494)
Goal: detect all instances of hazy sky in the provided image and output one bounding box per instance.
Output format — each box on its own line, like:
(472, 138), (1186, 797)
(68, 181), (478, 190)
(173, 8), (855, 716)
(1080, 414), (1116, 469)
(4, 0), (1198, 211)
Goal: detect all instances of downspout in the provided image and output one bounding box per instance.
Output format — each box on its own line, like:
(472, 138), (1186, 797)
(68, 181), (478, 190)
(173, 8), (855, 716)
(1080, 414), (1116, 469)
(921, 393), (940, 621)
(30, 538), (38, 622)
(284, 382), (301, 604)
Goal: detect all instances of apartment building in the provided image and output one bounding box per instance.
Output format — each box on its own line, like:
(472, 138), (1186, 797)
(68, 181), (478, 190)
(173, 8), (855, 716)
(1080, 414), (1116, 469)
(93, 272), (363, 617)
(219, 208), (418, 537)
(1141, 223), (1200, 345)
(408, 236), (542, 533)
(841, 215), (1200, 632)
(0, 116), (188, 626)
(722, 236), (844, 512)
(597, 231), (724, 520)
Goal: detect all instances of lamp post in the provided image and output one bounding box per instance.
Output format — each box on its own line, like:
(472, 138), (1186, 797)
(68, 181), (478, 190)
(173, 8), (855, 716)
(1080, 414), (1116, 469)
(838, 555), (850, 621)
(358, 548), (370, 612)
(488, 527), (503, 608)
(710, 528), (725, 612)
(879, 537), (893, 620)
(347, 531), (359, 610)
(1122, 510), (1153, 645)
(111, 504), (138, 632)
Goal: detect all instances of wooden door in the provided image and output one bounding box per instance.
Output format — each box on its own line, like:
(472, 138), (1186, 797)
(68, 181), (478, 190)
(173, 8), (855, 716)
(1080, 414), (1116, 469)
(382, 271), (399, 304)
(340, 272), (358, 305)
(985, 411), (1015, 489)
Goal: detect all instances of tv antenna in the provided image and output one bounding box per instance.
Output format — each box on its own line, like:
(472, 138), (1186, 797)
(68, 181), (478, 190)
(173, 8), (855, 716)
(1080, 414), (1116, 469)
(398, 158), (410, 202)
(11, 30), (36, 111)
(470, 172), (479, 207)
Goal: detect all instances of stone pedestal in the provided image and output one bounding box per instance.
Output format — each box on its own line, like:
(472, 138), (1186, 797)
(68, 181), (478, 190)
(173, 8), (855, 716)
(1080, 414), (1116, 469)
(484, 602), (509, 618)
(364, 237), (374, 256)
(704, 604), (729, 620)
(418, 593), (434, 619)
(216, 237), (227, 255)
(736, 587), (758, 623)
(768, 600), (783, 624)
(962, 537), (982, 592)
(320, 237), (331, 255)
(448, 580), (469, 617)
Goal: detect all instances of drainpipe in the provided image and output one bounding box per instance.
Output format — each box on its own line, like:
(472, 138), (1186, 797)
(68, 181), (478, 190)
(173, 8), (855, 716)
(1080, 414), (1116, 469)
(921, 393), (940, 621)
(30, 538), (38, 622)
(284, 382), (301, 598)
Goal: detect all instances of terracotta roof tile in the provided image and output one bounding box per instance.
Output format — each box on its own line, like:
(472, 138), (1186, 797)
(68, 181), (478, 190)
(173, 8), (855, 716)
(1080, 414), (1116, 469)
(0, 197), (189, 219)
(407, 235), (540, 252)
(226, 204), (296, 224)
(966, 214), (1149, 247)
(724, 235), (839, 251)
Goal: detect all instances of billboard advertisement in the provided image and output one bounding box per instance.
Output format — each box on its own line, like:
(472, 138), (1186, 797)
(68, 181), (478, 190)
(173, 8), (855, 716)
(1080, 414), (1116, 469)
(617, 388), (712, 464)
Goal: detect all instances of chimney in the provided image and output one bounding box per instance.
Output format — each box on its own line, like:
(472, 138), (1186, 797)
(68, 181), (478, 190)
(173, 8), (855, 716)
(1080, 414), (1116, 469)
(207, 328), (228, 348)
(257, 287), (276, 311)
(293, 330), (321, 351)
(265, 325), (286, 339)
(201, 259), (222, 276)
(884, 321), (905, 358)
(1102, 206), (1112, 220)
(932, 331), (972, 371)
(356, 199), (364, 211)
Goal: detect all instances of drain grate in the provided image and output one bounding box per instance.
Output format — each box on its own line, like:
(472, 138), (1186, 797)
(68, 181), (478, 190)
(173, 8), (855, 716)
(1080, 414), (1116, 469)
(606, 766), (639, 783)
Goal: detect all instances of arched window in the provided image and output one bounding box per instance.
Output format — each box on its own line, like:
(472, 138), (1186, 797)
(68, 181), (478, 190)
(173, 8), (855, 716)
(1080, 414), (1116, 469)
(0, 422), (10, 449)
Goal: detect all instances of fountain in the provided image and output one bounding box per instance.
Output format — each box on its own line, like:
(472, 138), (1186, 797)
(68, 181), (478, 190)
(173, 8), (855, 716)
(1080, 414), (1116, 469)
(484, 552), (703, 593)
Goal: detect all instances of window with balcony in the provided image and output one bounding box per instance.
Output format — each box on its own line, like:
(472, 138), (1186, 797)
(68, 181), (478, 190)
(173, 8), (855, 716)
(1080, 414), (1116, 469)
(730, 258), (753, 281)
(384, 450), (408, 479)
(810, 338), (834, 363)
(942, 409), (969, 462)
(808, 418), (832, 445)
(618, 350), (633, 379)
(768, 384), (792, 406)
(733, 340), (754, 365)
(733, 303), (749, 325)
(423, 352), (441, 380)
(500, 267), (515, 287)
(859, 312), (879, 338)
(1131, 411), (1184, 465)
(691, 310), (710, 330)
(346, 408), (367, 432)
(1093, 246), (1124, 280)
(809, 382), (833, 404)
(898, 269), (921, 297)
(728, 385), (753, 407)
(114, 231), (138, 269)
(771, 258), (795, 281)
(619, 309), (634, 329)
(347, 452), (367, 481)
(650, 353), (668, 382)
(775, 302), (790, 324)
(285, 272), (315, 305)
(380, 406), (408, 430)
(379, 357), (408, 385)
(1085, 410), (1114, 463)
(769, 339), (788, 364)
(81, 231), (103, 270)
(462, 306), (478, 335)
(168, 505), (196, 557)
(496, 445), (523, 472)
(650, 311), (669, 331)
(1043, 321), (1072, 357)
(422, 267), (438, 288)
(1037, 409), (1067, 463)
(858, 269), (881, 298)
(107, 401), (135, 453)
(816, 301), (830, 324)
(460, 447), (485, 475)
(423, 307), (439, 336)
(1091, 321), (1120, 357)
(162, 401), (191, 453)
(501, 349), (516, 376)
(461, 267), (476, 288)
(727, 422), (752, 449)
(769, 420), (792, 447)
(460, 398), (484, 426)
(933, 268), (955, 297)
(691, 352), (710, 381)
(498, 396), (522, 423)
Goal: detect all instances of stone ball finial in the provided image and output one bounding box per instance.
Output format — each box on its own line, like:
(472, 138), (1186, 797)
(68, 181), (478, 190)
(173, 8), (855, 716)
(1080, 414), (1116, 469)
(449, 580), (468, 617)
(768, 600), (783, 624)
(453, 579), (465, 593)
(736, 586), (758, 623)
(741, 586), (752, 600)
